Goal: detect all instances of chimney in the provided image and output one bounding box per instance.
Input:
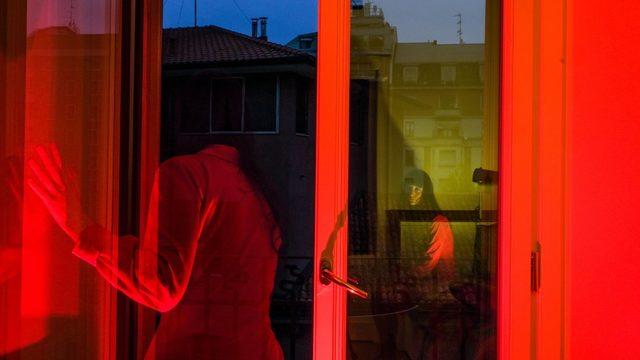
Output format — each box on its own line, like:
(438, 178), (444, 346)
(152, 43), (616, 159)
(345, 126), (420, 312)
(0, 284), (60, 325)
(259, 17), (268, 41)
(251, 18), (259, 37)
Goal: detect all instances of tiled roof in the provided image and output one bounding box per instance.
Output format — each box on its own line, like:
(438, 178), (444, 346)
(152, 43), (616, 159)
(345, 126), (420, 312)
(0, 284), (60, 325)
(163, 25), (314, 66)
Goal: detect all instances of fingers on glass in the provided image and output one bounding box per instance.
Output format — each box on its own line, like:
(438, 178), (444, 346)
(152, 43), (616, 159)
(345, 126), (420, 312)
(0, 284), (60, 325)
(28, 159), (59, 197)
(27, 178), (53, 203)
(35, 145), (65, 191)
(48, 143), (63, 169)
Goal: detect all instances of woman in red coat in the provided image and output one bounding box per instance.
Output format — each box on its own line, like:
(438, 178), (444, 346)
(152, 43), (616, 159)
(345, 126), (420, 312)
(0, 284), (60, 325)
(27, 143), (284, 359)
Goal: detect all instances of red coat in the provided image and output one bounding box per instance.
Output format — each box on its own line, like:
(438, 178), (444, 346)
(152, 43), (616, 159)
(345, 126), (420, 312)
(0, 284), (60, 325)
(74, 145), (283, 359)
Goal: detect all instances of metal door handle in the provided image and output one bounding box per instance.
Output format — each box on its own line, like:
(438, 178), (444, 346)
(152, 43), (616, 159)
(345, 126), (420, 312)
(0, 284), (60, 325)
(320, 262), (369, 299)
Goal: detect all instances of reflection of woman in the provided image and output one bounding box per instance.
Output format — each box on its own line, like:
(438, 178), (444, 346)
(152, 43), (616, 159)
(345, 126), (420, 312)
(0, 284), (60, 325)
(28, 144), (283, 359)
(403, 169), (458, 358)
(372, 169), (457, 359)
(404, 168), (456, 288)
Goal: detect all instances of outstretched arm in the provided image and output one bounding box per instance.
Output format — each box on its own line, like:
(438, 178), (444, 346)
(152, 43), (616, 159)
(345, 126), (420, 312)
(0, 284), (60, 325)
(28, 145), (212, 312)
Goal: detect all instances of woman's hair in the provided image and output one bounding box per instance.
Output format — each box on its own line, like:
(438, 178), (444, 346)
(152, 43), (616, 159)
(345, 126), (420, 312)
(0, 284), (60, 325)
(205, 139), (282, 251)
(404, 168), (441, 211)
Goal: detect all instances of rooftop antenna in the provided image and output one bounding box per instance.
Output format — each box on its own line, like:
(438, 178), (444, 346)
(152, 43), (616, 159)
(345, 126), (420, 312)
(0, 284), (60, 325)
(68, 0), (78, 32)
(454, 12), (463, 44)
(194, 0), (198, 27)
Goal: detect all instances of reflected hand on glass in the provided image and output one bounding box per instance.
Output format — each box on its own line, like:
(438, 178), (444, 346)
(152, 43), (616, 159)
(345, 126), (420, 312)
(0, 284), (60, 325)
(320, 209), (347, 270)
(27, 144), (88, 244)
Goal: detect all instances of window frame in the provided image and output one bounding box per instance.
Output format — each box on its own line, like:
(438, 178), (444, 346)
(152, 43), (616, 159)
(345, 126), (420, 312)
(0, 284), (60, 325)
(174, 75), (281, 135)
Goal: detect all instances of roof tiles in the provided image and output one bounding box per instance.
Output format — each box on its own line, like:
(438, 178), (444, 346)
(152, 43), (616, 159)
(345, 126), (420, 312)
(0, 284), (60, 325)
(163, 25), (314, 66)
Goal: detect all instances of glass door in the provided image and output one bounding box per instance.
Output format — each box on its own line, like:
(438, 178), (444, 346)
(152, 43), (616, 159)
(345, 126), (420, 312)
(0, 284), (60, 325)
(314, 0), (502, 359)
(346, 0), (500, 357)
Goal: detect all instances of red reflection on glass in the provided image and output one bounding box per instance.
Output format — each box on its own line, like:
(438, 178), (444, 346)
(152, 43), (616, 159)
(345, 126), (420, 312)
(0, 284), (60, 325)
(417, 214), (456, 282)
(28, 143), (284, 359)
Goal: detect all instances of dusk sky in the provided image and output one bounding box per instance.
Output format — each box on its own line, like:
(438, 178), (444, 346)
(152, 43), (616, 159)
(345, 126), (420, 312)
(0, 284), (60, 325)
(24, 0), (486, 43)
(163, 0), (486, 45)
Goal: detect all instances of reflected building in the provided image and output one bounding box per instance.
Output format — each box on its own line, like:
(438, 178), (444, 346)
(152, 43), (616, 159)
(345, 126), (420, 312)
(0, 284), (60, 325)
(345, 3), (491, 259)
(162, 25), (317, 260)
(161, 25), (318, 358)
(392, 42), (485, 209)
(345, 2), (499, 358)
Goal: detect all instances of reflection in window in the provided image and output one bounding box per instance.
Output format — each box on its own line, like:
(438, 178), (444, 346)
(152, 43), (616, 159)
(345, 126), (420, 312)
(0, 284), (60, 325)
(348, 0), (499, 358)
(161, 8), (318, 358)
(170, 76), (280, 134)
(403, 66), (418, 84)
(244, 76), (278, 132)
(296, 77), (311, 135)
(176, 78), (211, 133)
(441, 64), (457, 84)
(211, 78), (244, 132)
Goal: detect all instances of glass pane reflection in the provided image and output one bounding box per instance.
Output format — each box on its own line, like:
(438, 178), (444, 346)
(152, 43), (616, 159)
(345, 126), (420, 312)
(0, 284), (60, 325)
(162, 2), (318, 359)
(347, 1), (500, 359)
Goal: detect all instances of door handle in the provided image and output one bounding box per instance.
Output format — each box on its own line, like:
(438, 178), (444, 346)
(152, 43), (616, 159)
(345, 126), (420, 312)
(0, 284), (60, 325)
(320, 261), (369, 299)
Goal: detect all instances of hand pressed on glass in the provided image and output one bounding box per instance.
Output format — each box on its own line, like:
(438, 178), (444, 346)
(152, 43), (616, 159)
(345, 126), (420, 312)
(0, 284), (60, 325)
(27, 144), (89, 244)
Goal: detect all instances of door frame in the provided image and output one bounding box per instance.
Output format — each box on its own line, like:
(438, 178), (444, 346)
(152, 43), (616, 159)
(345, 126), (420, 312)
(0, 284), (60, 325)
(501, 0), (566, 358)
(313, 0), (566, 359)
(313, 0), (351, 359)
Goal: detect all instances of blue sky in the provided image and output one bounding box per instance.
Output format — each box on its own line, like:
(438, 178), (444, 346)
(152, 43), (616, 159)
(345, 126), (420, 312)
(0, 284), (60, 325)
(163, 0), (486, 45)
(163, 0), (319, 44)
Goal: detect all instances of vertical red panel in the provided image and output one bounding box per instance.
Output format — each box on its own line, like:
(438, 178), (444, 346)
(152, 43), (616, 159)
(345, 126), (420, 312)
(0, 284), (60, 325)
(313, 0), (350, 359)
(566, 0), (640, 357)
(1, 0), (122, 357)
(536, 0), (566, 356)
(500, 0), (536, 358)
(136, 1), (163, 359)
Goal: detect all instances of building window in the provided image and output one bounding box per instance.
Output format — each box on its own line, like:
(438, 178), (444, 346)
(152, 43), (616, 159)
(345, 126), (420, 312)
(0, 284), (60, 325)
(296, 77), (310, 135)
(404, 120), (415, 138)
(298, 37), (313, 49)
(172, 75), (279, 134)
(403, 66), (418, 84)
(435, 126), (460, 138)
(177, 78), (211, 133)
(244, 75), (278, 132)
(441, 65), (456, 85)
(211, 78), (243, 132)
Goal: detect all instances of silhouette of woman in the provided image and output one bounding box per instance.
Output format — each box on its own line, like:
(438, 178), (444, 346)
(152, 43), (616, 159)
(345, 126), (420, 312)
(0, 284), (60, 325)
(27, 143), (284, 359)
(404, 168), (456, 285)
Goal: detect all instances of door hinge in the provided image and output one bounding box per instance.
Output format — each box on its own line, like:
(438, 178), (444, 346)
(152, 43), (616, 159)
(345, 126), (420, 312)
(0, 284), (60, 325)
(531, 242), (541, 293)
